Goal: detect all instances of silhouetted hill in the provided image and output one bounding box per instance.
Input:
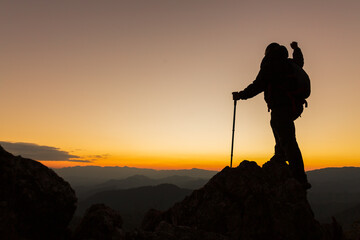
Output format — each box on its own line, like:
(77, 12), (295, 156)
(76, 174), (208, 200)
(77, 184), (192, 229)
(307, 167), (360, 223)
(54, 166), (217, 187)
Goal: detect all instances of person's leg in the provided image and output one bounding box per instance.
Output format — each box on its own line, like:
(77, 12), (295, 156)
(270, 119), (285, 164)
(271, 109), (310, 188)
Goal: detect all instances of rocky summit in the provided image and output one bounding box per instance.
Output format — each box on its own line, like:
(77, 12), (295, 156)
(0, 145), (77, 239)
(142, 160), (324, 240)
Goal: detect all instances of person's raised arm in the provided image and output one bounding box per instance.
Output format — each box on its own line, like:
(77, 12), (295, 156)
(290, 41), (304, 68)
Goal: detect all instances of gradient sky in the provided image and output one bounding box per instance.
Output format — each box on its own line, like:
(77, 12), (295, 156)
(1, 0), (360, 170)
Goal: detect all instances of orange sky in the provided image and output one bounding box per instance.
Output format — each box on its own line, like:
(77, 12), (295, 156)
(1, 0), (360, 171)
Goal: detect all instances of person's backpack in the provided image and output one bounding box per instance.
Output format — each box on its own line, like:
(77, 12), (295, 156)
(279, 60), (311, 119)
(287, 61), (311, 108)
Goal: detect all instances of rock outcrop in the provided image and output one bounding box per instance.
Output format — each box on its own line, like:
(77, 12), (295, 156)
(142, 160), (324, 240)
(0, 145), (77, 239)
(73, 203), (124, 240)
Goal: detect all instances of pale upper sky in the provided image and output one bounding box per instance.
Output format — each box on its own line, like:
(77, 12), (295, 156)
(1, 0), (360, 170)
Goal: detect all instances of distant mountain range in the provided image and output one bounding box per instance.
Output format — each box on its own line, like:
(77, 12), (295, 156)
(56, 165), (360, 230)
(55, 166), (215, 230)
(54, 166), (217, 187)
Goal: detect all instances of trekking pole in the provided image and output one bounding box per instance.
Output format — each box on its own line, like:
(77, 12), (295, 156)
(230, 100), (237, 168)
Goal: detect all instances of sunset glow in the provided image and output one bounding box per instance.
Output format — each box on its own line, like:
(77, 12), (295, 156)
(2, 0), (360, 171)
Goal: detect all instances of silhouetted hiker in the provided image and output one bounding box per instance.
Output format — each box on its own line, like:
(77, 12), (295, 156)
(232, 42), (311, 189)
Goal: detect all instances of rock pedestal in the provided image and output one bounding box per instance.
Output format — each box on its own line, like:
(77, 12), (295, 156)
(142, 160), (322, 240)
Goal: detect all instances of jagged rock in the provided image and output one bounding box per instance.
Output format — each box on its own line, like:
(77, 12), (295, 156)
(141, 209), (163, 231)
(0, 145), (77, 239)
(345, 220), (360, 240)
(321, 218), (345, 240)
(73, 204), (125, 240)
(142, 160), (324, 240)
(126, 221), (229, 240)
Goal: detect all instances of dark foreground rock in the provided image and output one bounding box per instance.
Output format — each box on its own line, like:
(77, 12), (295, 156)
(127, 221), (229, 240)
(74, 204), (229, 240)
(0, 145), (77, 239)
(345, 220), (360, 240)
(142, 160), (328, 240)
(73, 204), (124, 240)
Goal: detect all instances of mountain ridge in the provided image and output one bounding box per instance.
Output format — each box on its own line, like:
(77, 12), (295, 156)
(75, 174), (208, 199)
(54, 165), (217, 187)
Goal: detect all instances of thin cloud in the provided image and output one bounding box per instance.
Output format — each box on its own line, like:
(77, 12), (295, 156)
(0, 141), (90, 162)
(67, 159), (93, 163)
(85, 154), (111, 161)
(66, 154), (111, 163)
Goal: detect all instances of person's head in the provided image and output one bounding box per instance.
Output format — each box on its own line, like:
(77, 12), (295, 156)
(277, 45), (289, 59)
(265, 42), (280, 56)
(265, 43), (288, 59)
(261, 42), (288, 67)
